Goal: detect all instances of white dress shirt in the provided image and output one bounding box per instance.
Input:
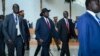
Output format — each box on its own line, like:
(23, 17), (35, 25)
(44, 17), (51, 27)
(13, 13), (21, 35)
(64, 18), (69, 29)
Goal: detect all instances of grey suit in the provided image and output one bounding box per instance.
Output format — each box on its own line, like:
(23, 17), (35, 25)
(3, 13), (26, 56)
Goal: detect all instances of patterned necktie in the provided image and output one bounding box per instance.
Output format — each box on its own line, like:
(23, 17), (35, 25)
(46, 19), (51, 29)
(65, 20), (69, 31)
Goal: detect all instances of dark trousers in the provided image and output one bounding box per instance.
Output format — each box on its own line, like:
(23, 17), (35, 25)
(60, 40), (70, 56)
(22, 43), (25, 56)
(34, 38), (60, 56)
(0, 40), (5, 56)
(22, 40), (30, 56)
(54, 38), (60, 50)
(41, 43), (50, 56)
(25, 39), (30, 50)
(7, 36), (24, 56)
(34, 43), (41, 56)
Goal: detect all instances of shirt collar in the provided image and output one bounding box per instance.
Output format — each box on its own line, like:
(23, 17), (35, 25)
(44, 17), (49, 22)
(44, 17), (46, 20)
(87, 10), (96, 17)
(64, 18), (68, 22)
(13, 13), (18, 18)
(87, 10), (100, 25)
(13, 13), (16, 18)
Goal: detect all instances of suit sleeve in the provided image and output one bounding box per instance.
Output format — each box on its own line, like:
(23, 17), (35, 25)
(35, 19), (41, 40)
(20, 19), (27, 42)
(77, 18), (89, 56)
(24, 20), (30, 40)
(1, 21), (4, 38)
(3, 15), (10, 41)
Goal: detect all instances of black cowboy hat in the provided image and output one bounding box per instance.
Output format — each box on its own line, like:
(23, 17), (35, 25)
(40, 8), (50, 16)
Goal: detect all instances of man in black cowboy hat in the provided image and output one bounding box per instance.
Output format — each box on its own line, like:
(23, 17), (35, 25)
(35, 8), (59, 56)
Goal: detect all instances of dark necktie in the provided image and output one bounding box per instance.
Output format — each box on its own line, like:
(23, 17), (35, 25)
(15, 15), (18, 25)
(65, 20), (69, 31)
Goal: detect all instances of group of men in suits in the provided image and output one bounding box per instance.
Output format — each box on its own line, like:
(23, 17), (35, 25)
(1, 4), (30, 56)
(2, 0), (100, 56)
(35, 7), (76, 56)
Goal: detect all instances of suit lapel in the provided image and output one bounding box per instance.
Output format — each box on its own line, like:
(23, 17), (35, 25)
(11, 14), (16, 26)
(68, 19), (71, 29)
(10, 14), (17, 36)
(48, 18), (51, 28)
(42, 17), (50, 30)
(42, 17), (47, 26)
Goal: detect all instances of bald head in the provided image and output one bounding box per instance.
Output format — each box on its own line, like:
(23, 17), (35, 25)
(63, 11), (68, 18)
(12, 4), (20, 14)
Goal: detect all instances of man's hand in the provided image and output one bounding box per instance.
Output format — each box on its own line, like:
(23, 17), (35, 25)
(8, 39), (13, 45)
(57, 39), (61, 45)
(38, 39), (43, 45)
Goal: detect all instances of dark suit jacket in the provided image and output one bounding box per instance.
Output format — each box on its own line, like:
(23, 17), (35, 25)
(68, 19), (76, 38)
(58, 18), (76, 42)
(22, 19), (30, 41)
(3, 13), (26, 43)
(77, 12), (100, 56)
(35, 17), (59, 44)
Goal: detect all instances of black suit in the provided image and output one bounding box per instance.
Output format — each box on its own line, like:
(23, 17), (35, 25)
(69, 19), (76, 39)
(22, 19), (30, 56)
(58, 18), (76, 56)
(53, 22), (60, 51)
(22, 19), (30, 49)
(0, 19), (5, 56)
(3, 13), (26, 56)
(34, 40), (42, 56)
